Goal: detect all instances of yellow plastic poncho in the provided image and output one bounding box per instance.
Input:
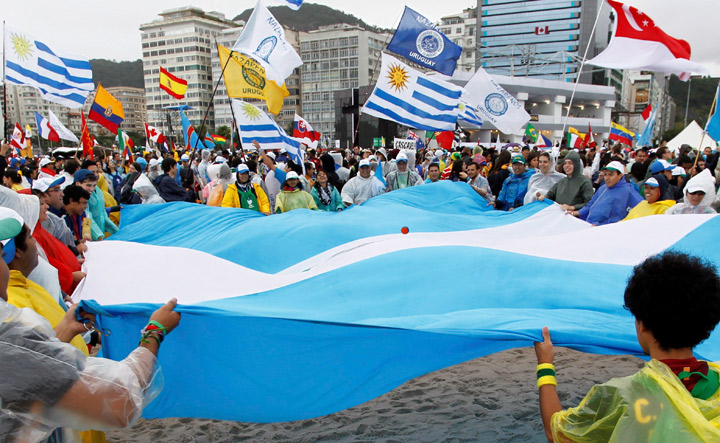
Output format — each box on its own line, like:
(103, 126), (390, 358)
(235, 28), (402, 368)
(552, 359), (720, 442)
(622, 200), (675, 221)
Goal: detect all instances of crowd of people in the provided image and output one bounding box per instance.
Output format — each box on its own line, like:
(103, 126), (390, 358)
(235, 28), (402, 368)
(1, 134), (720, 441)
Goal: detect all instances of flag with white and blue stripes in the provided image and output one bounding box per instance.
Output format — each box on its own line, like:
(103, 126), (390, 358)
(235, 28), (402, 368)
(458, 101), (484, 128)
(362, 53), (462, 132)
(4, 26), (93, 108)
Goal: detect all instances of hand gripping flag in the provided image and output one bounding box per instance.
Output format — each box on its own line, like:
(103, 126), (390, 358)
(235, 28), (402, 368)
(89, 85), (124, 134)
(232, 1), (303, 84)
(587, 0), (707, 80)
(232, 99), (304, 167)
(81, 113), (94, 160)
(145, 123), (166, 145)
(362, 53), (462, 132)
(47, 109), (79, 143)
(461, 67), (530, 134)
(159, 67), (188, 99)
(387, 7), (462, 76)
(293, 114), (321, 149)
(4, 26), (93, 108)
(35, 112), (60, 142)
(218, 44), (289, 115)
(610, 122), (635, 146)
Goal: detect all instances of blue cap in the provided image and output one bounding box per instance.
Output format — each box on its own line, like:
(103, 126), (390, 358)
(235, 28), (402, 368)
(649, 160), (676, 174)
(135, 157), (148, 172)
(73, 169), (97, 183)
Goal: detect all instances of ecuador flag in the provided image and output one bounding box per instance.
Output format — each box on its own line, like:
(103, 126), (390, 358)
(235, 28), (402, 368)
(160, 67), (188, 99)
(218, 44), (289, 115)
(89, 84), (124, 134)
(609, 122), (635, 146)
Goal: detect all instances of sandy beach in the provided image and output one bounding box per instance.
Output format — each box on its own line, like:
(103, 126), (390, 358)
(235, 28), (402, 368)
(108, 347), (645, 442)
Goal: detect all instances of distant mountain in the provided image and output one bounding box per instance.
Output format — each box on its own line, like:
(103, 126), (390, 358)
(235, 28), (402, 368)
(90, 59), (144, 89)
(233, 3), (388, 33)
(664, 76), (719, 139)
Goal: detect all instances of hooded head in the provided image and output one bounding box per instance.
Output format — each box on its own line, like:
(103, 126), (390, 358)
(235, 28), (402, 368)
(563, 151), (584, 180)
(683, 169), (717, 207)
(648, 173), (673, 201)
(201, 149), (211, 163)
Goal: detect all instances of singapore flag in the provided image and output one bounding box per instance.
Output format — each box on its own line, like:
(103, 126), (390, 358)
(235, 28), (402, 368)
(587, 0), (707, 81)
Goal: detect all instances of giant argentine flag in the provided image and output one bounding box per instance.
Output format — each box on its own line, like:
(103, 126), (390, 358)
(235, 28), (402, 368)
(4, 26), (93, 108)
(363, 53), (462, 132)
(74, 182), (720, 422)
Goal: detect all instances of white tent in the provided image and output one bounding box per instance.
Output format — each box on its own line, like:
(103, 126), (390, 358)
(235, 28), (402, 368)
(667, 120), (718, 152)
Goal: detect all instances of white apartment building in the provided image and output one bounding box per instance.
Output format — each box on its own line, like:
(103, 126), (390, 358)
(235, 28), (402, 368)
(211, 25), (303, 134)
(300, 24), (389, 139)
(438, 8), (478, 73)
(140, 7), (235, 135)
(4, 84), (82, 138)
(82, 86), (148, 135)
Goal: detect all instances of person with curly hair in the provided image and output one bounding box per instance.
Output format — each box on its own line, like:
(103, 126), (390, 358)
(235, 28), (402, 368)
(533, 251), (720, 442)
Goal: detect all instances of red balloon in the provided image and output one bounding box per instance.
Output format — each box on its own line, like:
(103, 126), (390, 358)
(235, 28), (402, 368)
(401, 226), (409, 235)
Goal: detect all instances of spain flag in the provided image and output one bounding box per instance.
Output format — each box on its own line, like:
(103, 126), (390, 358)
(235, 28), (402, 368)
(89, 84), (124, 134)
(160, 67), (188, 99)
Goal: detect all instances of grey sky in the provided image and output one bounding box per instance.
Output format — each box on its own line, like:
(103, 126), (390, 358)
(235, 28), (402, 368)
(2, 0), (718, 75)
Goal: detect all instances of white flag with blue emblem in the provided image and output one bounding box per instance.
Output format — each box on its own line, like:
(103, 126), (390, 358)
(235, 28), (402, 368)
(231, 99), (304, 166)
(232, 1), (302, 84)
(263, 0), (303, 10)
(461, 67), (530, 134)
(362, 53), (462, 132)
(3, 26), (93, 108)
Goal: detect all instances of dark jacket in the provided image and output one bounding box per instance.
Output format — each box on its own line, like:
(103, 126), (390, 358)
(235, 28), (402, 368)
(546, 151), (594, 210)
(154, 174), (192, 202)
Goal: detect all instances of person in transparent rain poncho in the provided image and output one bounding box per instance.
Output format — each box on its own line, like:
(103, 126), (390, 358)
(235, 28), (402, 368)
(132, 174), (166, 205)
(0, 207), (181, 442)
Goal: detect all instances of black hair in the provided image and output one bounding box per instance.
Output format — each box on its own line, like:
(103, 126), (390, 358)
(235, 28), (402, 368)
(467, 161), (481, 170)
(490, 150), (511, 173)
(4, 169), (21, 184)
(624, 251), (720, 350)
(63, 184), (91, 205)
(539, 151), (551, 161)
(78, 173), (97, 183)
(526, 151), (539, 166)
(80, 160), (95, 170)
(246, 159), (258, 173)
(64, 159), (80, 175)
(427, 163), (440, 171)
(162, 157), (177, 173)
(31, 189), (45, 199)
(131, 162), (143, 173)
(304, 161), (314, 171)
(13, 224), (30, 253)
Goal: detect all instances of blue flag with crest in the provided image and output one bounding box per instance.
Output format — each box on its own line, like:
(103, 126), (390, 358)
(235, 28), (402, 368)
(387, 7), (462, 76)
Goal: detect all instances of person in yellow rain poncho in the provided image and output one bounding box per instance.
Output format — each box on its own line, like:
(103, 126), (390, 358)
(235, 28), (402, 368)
(534, 251), (720, 442)
(622, 176), (675, 221)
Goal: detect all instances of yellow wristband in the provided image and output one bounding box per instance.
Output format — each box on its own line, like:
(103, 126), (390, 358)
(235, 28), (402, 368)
(536, 363), (555, 372)
(537, 375), (557, 389)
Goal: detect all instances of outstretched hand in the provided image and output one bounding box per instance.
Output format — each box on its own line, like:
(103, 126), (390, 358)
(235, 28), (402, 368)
(534, 326), (554, 364)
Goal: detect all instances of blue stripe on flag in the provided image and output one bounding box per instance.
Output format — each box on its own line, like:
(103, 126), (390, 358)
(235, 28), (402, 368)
(6, 61), (87, 91)
(411, 90), (457, 112)
(242, 136), (293, 145)
(34, 40), (92, 70)
(416, 76), (462, 99)
(364, 101), (453, 131)
(5, 74), (86, 105)
(37, 58), (93, 84)
(90, 103), (124, 125)
(239, 124), (281, 132)
(373, 89), (458, 123)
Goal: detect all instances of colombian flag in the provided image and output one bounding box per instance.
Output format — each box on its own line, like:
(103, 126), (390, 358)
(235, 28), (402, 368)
(160, 67), (188, 99)
(89, 84), (124, 134)
(609, 122), (635, 146)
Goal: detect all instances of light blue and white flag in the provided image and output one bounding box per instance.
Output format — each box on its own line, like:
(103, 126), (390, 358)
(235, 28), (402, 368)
(637, 109), (657, 147)
(232, 1), (303, 84)
(263, 0), (303, 10)
(3, 26), (93, 108)
(76, 183), (720, 422)
(705, 84), (720, 142)
(362, 53), (462, 132)
(232, 99), (304, 166)
(458, 101), (483, 128)
(461, 67), (530, 134)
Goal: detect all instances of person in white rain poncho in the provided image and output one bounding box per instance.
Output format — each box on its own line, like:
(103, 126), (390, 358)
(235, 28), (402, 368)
(132, 174), (166, 205)
(666, 169), (717, 215)
(0, 207), (181, 442)
(524, 152), (566, 205)
(197, 149), (211, 188)
(341, 159), (386, 206)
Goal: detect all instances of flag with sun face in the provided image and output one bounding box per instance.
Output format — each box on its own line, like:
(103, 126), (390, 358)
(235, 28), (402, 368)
(362, 53), (462, 132)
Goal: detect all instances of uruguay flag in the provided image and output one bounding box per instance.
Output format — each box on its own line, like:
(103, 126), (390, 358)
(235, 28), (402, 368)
(363, 53), (462, 132)
(387, 7), (462, 76)
(458, 101), (484, 128)
(74, 182), (720, 423)
(4, 26), (93, 108)
(34, 112), (60, 142)
(232, 99), (304, 167)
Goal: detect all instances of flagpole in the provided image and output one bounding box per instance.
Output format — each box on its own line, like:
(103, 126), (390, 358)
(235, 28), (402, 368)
(561, 0), (605, 136)
(191, 39), (235, 155)
(2, 21), (10, 142)
(692, 85), (718, 169)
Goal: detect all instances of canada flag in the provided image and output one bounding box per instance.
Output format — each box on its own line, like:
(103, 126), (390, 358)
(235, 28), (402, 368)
(535, 26), (549, 35)
(145, 123), (166, 145)
(587, 0), (707, 80)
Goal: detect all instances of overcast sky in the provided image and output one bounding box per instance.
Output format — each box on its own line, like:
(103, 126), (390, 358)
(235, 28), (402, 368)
(2, 0), (718, 76)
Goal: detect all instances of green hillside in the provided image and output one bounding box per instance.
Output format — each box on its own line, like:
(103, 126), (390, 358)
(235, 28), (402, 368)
(233, 2), (387, 33)
(90, 59), (144, 89)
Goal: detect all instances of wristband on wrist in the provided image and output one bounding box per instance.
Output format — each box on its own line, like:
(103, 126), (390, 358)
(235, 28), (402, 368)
(537, 375), (557, 389)
(536, 363), (557, 389)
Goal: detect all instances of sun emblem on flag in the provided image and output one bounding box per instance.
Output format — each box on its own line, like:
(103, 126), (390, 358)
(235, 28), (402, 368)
(387, 64), (410, 92)
(242, 103), (262, 120)
(11, 33), (34, 61)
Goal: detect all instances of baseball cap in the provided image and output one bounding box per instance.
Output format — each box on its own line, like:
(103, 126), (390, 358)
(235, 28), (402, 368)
(286, 171), (299, 180)
(32, 176), (66, 192)
(686, 183), (707, 194)
(649, 159), (676, 174)
(279, 148), (287, 154)
(0, 207), (24, 264)
(214, 156), (227, 164)
(672, 166), (686, 177)
(149, 158), (161, 168)
(266, 152), (276, 160)
(396, 151), (408, 162)
(511, 155), (526, 164)
(359, 159), (371, 167)
(39, 158), (54, 168)
(602, 161), (625, 174)
(644, 177), (660, 188)
(73, 169), (97, 183)
(181, 154), (190, 161)
(237, 164), (250, 174)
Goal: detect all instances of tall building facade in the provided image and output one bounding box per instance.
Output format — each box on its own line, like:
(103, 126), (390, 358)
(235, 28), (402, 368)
(300, 24), (389, 139)
(438, 8), (478, 73)
(211, 25), (303, 134)
(140, 7), (235, 136)
(476, 0), (613, 83)
(617, 71), (675, 142)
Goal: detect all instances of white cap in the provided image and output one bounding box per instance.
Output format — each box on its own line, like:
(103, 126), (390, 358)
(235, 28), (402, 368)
(31, 176), (66, 192)
(280, 148), (287, 154)
(359, 159), (371, 167)
(237, 163), (249, 173)
(181, 154), (190, 161)
(149, 158), (161, 167)
(214, 156), (227, 164)
(369, 155), (378, 162)
(266, 152), (276, 160)
(672, 166), (686, 176)
(286, 171), (299, 180)
(602, 161), (625, 175)
(39, 158), (53, 167)
(435, 150), (444, 158)
(396, 151), (408, 162)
